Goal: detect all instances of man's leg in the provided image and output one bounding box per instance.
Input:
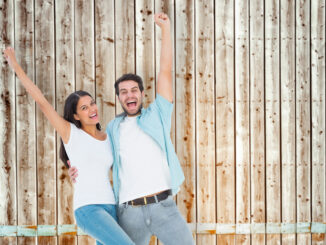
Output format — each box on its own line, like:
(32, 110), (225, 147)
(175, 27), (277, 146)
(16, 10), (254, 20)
(150, 196), (194, 245)
(117, 204), (152, 245)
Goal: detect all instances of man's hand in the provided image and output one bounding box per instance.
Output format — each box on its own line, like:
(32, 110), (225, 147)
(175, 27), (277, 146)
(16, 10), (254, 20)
(154, 13), (170, 30)
(67, 160), (78, 183)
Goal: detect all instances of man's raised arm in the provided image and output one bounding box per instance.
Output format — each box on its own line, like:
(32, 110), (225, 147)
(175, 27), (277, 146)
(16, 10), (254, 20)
(155, 13), (173, 102)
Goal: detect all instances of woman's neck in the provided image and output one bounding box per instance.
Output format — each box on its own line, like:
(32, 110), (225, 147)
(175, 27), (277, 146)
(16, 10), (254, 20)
(81, 124), (99, 137)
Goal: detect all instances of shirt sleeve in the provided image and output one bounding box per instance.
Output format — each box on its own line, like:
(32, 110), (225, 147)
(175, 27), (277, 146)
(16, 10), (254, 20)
(155, 94), (174, 124)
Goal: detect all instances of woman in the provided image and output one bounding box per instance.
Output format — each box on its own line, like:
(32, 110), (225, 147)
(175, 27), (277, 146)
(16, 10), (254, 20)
(3, 47), (134, 245)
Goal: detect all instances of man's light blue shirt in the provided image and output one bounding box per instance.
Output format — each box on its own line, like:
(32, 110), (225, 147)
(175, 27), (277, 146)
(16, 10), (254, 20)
(106, 94), (185, 203)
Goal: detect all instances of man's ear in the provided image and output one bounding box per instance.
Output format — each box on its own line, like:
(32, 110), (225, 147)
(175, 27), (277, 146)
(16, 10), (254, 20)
(116, 94), (121, 103)
(141, 91), (145, 98)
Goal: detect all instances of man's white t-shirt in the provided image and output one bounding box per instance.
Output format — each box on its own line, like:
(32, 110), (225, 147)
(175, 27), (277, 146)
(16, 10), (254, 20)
(119, 116), (171, 204)
(64, 123), (116, 210)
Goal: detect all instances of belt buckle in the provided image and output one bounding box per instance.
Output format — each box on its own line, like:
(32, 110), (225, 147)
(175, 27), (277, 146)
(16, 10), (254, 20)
(143, 197), (147, 205)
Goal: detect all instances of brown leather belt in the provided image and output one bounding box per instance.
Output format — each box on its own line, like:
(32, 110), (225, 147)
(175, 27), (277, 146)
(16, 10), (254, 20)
(125, 190), (172, 206)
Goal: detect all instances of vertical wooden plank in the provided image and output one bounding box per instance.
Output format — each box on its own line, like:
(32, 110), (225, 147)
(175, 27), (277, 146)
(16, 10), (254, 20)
(15, 0), (37, 244)
(175, 0), (196, 243)
(34, 1), (56, 244)
(296, 0), (311, 243)
(95, 0), (116, 126)
(195, 0), (216, 244)
(250, 0), (265, 244)
(135, 0), (155, 108)
(115, 0), (135, 77)
(115, 0), (135, 115)
(235, 0), (250, 243)
(0, 0), (17, 244)
(280, 0), (296, 244)
(75, 0), (96, 244)
(55, 0), (77, 244)
(311, 0), (325, 244)
(215, 0), (235, 243)
(75, 0), (95, 95)
(265, 0), (281, 244)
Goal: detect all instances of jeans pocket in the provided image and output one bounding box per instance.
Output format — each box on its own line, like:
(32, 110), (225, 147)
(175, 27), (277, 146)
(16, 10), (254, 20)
(159, 196), (175, 207)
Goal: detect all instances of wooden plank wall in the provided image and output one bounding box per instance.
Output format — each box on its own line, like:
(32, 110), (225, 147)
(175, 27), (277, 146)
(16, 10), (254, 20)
(0, 0), (325, 244)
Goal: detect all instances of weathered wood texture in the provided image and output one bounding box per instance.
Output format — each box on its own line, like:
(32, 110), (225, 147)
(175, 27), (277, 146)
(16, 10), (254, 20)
(0, 1), (324, 244)
(216, 0), (235, 244)
(15, 0), (37, 244)
(235, 0), (250, 244)
(55, 0), (76, 244)
(175, 0), (196, 243)
(0, 0), (16, 244)
(265, 0), (281, 244)
(296, 0), (311, 244)
(95, 0), (116, 126)
(196, 1), (215, 245)
(250, 0), (265, 244)
(115, 0), (135, 115)
(35, 0), (56, 244)
(311, 1), (325, 244)
(280, 0), (296, 244)
(136, 0), (155, 108)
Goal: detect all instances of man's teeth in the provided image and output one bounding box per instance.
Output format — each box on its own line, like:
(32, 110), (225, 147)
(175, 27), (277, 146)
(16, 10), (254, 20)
(90, 113), (97, 118)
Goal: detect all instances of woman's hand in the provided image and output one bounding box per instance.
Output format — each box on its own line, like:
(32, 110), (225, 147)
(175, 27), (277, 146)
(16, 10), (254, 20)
(3, 47), (18, 69)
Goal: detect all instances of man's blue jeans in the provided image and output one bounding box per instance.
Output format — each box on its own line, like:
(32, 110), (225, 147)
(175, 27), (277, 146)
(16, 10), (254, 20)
(75, 204), (134, 245)
(117, 196), (194, 245)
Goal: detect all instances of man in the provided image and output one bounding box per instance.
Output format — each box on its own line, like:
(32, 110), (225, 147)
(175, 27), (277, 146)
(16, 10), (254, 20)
(70, 13), (194, 245)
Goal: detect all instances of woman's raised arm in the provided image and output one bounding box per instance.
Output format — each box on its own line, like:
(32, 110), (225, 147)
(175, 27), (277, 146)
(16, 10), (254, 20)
(3, 47), (70, 143)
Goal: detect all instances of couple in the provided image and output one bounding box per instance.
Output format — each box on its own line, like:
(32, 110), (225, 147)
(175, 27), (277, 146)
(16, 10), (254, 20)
(4, 13), (194, 245)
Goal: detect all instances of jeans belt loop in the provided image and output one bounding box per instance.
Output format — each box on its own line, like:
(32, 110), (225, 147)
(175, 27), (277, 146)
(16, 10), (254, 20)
(154, 195), (158, 203)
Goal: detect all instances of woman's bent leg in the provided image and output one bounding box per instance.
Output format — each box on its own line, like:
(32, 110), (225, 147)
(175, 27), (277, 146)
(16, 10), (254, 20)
(75, 204), (134, 245)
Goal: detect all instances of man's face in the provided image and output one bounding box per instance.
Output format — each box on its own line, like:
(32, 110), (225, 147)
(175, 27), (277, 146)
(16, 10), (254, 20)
(117, 80), (144, 116)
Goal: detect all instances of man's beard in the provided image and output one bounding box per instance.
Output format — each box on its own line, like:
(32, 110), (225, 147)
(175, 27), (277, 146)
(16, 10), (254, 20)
(122, 103), (143, 116)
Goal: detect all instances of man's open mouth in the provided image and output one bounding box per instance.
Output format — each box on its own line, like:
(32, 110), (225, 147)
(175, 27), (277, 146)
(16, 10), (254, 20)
(127, 101), (137, 108)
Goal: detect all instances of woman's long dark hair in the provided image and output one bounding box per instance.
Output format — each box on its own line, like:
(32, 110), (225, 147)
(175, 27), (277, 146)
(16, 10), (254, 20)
(59, 90), (101, 168)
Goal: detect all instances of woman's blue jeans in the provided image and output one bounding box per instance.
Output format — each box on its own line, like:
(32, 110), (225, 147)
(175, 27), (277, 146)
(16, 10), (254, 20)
(75, 204), (134, 245)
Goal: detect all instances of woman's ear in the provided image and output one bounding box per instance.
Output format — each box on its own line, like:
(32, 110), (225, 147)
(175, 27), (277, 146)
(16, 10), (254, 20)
(73, 113), (80, 121)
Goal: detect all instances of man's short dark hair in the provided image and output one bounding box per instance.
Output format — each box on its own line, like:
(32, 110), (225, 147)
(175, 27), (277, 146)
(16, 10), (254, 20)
(114, 73), (144, 95)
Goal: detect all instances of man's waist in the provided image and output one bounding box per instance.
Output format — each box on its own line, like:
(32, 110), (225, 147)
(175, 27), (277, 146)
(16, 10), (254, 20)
(120, 189), (172, 206)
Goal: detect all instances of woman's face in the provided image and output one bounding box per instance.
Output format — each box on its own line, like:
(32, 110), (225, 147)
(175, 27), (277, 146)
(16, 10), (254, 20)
(73, 95), (100, 126)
